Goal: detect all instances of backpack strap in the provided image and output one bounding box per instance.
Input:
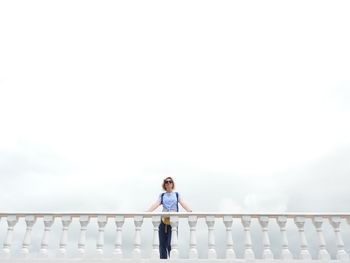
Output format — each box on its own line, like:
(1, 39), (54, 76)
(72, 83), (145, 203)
(176, 192), (179, 212)
(160, 192), (165, 205)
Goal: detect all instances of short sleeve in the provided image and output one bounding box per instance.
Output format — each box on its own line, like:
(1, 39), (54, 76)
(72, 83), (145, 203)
(158, 193), (162, 203)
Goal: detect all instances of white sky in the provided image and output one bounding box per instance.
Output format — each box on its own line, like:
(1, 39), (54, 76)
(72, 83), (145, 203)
(1, 0), (350, 259)
(0, 0), (350, 214)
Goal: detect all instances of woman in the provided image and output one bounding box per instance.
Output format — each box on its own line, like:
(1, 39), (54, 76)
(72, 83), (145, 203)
(146, 177), (192, 259)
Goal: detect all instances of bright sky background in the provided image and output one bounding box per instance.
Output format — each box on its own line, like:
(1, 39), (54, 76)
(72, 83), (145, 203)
(1, 0), (350, 212)
(0, 0), (350, 258)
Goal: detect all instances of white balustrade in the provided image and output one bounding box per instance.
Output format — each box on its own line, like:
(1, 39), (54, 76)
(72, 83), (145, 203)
(223, 215), (235, 259)
(329, 216), (349, 260)
(259, 216), (273, 259)
(0, 212), (349, 261)
(242, 215), (255, 260)
(113, 215), (124, 258)
(312, 216), (330, 260)
(2, 215), (18, 258)
(57, 215), (72, 257)
(20, 215), (36, 257)
(151, 216), (160, 259)
(39, 215), (54, 258)
(170, 216), (179, 259)
(188, 215), (198, 259)
(132, 215), (143, 258)
(294, 216), (312, 260)
(96, 215), (107, 257)
(206, 215), (217, 259)
(277, 216), (293, 260)
(78, 215), (90, 257)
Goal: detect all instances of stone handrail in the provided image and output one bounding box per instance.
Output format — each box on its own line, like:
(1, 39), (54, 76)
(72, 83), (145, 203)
(0, 212), (349, 261)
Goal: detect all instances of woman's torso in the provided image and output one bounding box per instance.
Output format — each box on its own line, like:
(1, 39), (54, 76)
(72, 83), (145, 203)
(160, 191), (179, 212)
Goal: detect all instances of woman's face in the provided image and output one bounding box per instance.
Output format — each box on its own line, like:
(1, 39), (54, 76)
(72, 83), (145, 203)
(164, 179), (173, 191)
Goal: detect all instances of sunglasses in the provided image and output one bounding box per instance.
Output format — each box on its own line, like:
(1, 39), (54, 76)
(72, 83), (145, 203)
(164, 180), (173, 184)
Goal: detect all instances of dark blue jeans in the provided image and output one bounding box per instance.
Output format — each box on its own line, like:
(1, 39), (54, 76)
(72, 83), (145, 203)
(159, 220), (172, 259)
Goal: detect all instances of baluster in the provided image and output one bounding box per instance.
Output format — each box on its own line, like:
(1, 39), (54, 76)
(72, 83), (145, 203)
(78, 215), (90, 257)
(223, 215), (236, 259)
(241, 215), (255, 260)
(2, 215), (18, 258)
(259, 216), (273, 259)
(294, 216), (311, 259)
(277, 216), (293, 260)
(206, 215), (217, 259)
(329, 216), (349, 260)
(188, 215), (198, 259)
(170, 216), (179, 259)
(112, 215), (125, 258)
(151, 216), (160, 259)
(39, 215), (55, 258)
(96, 215), (107, 257)
(57, 215), (72, 257)
(312, 216), (330, 260)
(132, 215), (143, 258)
(20, 215), (37, 257)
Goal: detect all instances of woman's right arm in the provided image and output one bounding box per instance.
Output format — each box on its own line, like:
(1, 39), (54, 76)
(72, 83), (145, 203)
(146, 200), (161, 212)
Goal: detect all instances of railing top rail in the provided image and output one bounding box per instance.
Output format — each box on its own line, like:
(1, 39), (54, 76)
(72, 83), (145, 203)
(1, 212), (350, 219)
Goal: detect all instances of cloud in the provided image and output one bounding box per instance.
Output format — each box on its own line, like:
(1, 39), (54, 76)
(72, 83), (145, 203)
(284, 144), (350, 212)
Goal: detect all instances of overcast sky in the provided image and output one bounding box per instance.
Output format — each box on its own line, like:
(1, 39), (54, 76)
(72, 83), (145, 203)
(0, 0), (350, 259)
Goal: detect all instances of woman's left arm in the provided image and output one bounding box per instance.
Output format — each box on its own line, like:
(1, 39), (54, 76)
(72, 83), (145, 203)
(179, 198), (192, 212)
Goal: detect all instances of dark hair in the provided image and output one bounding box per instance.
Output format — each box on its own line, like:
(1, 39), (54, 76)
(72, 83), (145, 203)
(162, 177), (175, 191)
